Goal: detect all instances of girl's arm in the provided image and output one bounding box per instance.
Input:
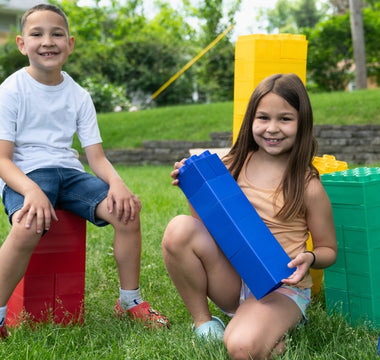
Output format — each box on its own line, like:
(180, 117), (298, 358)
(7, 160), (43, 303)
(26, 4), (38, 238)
(282, 177), (337, 285)
(304, 177), (337, 268)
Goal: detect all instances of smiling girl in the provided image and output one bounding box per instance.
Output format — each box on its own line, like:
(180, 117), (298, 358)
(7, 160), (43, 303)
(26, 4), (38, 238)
(162, 73), (337, 360)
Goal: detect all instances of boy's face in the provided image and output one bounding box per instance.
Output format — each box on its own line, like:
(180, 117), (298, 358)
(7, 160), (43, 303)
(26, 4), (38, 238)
(16, 10), (74, 83)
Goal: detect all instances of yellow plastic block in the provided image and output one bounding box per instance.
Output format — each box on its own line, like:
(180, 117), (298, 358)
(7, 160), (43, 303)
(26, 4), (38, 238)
(233, 34), (308, 143)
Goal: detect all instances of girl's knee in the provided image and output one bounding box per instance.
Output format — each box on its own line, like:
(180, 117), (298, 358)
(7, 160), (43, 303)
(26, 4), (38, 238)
(162, 215), (194, 251)
(225, 331), (266, 360)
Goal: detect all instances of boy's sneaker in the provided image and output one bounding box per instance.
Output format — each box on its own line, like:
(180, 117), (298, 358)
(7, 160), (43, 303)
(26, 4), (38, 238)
(114, 299), (169, 329)
(0, 325), (9, 340)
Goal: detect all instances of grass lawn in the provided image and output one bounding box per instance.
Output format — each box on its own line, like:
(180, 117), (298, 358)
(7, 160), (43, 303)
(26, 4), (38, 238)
(72, 87), (380, 151)
(0, 166), (379, 359)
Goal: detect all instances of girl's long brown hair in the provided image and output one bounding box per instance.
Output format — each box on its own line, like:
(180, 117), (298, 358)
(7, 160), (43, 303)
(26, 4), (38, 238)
(224, 73), (318, 221)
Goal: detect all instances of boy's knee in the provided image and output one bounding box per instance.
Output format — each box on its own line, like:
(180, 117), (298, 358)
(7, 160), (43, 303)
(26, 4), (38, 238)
(111, 215), (141, 233)
(9, 224), (42, 253)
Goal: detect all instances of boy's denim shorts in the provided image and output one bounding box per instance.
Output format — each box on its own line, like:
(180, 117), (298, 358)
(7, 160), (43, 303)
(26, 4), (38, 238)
(2, 168), (109, 226)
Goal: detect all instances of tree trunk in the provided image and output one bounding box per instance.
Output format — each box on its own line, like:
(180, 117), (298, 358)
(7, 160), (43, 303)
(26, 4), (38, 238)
(349, 0), (367, 89)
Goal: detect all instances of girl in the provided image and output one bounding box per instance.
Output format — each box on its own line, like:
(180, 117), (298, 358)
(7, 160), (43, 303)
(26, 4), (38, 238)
(162, 73), (337, 360)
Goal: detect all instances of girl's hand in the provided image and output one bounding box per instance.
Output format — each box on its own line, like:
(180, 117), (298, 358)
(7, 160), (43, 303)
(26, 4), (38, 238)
(171, 158), (186, 186)
(281, 251), (314, 286)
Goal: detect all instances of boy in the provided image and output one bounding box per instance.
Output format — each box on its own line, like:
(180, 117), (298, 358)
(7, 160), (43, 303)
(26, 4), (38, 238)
(0, 4), (168, 338)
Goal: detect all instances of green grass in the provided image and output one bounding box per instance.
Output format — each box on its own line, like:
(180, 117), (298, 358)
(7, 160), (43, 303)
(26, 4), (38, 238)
(82, 88), (380, 150)
(1, 166), (379, 359)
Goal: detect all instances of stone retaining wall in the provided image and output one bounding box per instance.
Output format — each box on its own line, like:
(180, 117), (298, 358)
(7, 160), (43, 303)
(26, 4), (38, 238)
(81, 125), (380, 166)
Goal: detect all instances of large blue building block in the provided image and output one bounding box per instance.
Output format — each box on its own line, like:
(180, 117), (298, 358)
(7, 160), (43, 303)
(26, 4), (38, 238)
(178, 150), (294, 299)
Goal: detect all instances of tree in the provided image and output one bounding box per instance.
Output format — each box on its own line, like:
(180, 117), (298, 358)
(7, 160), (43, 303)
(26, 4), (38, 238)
(327, 0), (350, 13)
(348, 0), (367, 89)
(257, 0), (325, 33)
(306, 13), (353, 92)
(183, 0), (242, 102)
(293, 0), (325, 29)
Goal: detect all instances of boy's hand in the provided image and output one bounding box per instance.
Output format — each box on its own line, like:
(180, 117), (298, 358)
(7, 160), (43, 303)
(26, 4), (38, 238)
(171, 158), (187, 186)
(15, 188), (58, 234)
(107, 178), (141, 223)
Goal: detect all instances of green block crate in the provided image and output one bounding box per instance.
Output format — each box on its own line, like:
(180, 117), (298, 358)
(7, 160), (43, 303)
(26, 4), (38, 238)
(330, 204), (380, 228)
(324, 287), (350, 318)
(322, 167), (380, 327)
(339, 226), (380, 251)
(321, 167), (380, 206)
(349, 294), (380, 327)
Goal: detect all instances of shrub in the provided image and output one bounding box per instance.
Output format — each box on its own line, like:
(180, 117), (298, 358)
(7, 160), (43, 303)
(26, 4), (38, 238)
(80, 76), (131, 113)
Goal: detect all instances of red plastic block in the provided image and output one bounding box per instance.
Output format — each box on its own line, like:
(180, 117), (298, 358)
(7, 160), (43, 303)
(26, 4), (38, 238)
(6, 210), (86, 327)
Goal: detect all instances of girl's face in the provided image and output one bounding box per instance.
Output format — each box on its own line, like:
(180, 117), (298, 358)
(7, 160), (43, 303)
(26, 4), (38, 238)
(252, 92), (298, 157)
(16, 10), (74, 84)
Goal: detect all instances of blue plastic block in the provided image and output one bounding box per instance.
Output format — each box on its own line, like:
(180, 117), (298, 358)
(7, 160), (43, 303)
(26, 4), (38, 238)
(178, 151), (293, 299)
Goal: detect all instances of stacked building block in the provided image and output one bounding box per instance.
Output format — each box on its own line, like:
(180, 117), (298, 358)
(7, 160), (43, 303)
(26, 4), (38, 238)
(6, 209), (86, 326)
(178, 150), (293, 300)
(321, 167), (380, 326)
(233, 34), (308, 143)
(308, 155), (348, 295)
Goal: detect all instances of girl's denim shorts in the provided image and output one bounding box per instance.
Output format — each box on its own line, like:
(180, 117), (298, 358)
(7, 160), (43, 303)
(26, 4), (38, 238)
(2, 168), (109, 226)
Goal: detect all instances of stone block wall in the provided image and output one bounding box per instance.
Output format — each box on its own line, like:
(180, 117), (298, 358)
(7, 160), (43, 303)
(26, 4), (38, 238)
(80, 125), (380, 166)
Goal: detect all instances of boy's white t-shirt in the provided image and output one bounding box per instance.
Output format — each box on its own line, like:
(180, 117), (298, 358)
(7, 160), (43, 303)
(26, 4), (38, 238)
(0, 68), (102, 193)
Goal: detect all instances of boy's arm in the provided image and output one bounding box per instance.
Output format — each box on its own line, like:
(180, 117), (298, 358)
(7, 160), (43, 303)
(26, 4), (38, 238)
(0, 140), (57, 233)
(84, 143), (141, 223)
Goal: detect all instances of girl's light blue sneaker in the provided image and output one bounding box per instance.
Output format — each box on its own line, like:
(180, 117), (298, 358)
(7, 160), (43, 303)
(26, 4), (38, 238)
(193, 316), (225, 341)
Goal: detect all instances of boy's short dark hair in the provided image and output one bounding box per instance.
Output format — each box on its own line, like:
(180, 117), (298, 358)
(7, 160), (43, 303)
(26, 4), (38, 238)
(21, 4), (70, 34)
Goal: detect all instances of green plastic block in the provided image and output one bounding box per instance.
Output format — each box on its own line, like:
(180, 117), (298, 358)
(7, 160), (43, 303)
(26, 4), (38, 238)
(321, 167), (380, 206)
(324, 268), (347, 291)
(340, 226), (380, 251)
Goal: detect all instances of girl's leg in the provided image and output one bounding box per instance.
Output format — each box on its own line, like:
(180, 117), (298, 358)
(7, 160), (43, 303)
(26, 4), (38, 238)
(0, 213), (42, 307)
(224, 292), (302, 360)
(162, 215), (241, 329)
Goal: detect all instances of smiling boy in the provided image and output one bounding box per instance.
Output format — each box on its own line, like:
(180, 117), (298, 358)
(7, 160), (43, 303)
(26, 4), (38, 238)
(0, 4), (168, 339)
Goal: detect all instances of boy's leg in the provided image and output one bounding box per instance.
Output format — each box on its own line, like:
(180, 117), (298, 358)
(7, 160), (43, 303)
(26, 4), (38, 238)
(223, 293), (303, 360)
(0, 217), (42, 306)
(162, 215), (241, 329)
(95, 198), (141, 291)
(95, 197), (169, 328)
(0, 212), (42, 329)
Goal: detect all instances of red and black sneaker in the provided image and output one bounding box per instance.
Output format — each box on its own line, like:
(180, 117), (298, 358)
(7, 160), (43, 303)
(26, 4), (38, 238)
(114, 299), (169, 329)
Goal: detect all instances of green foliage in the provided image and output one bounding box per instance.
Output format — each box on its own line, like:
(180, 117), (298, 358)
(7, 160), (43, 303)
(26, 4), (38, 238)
(80, 76), (131, 113)
(257, 0), (325, 34)
(306, 6), (380, 92)
(306, 13), (352, 92)
(0, 37), (28, 83)
(184, 0), (241, 102)
(363, 7), (380, 84)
